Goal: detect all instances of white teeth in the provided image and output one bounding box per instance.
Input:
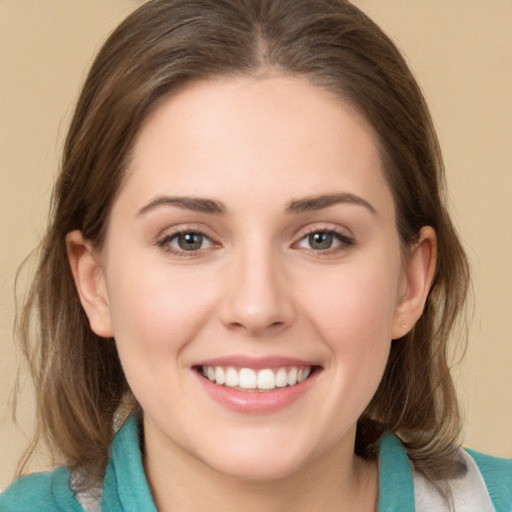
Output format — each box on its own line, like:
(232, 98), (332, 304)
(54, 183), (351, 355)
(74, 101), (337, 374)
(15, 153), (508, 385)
(225, 367), (239, 387)
(287, 367), (298, 386)
(275, 368), (288, 388)
(201, 365), (313, 391)
(297, 367), (311, 383)
(239, 368), (257, 389)
(257, 369), (275, 390)
(215, 366), (225, 385)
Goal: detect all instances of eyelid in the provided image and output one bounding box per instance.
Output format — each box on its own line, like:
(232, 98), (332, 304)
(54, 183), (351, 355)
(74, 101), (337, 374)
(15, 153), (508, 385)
(292, 225), (355, 253)
(295, 223), (353, 241)
(156, 225), (220, 257)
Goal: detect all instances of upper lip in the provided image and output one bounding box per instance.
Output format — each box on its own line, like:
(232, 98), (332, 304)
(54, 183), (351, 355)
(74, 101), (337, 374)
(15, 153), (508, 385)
(193, 355), (321, 370)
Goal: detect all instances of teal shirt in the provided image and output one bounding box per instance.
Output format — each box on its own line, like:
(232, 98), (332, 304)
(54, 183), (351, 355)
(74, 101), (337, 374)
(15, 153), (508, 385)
(1, 416), (511, 511)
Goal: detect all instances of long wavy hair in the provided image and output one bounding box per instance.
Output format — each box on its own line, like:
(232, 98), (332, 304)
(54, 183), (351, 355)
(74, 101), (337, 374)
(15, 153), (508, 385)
(16, 0), (469, 490)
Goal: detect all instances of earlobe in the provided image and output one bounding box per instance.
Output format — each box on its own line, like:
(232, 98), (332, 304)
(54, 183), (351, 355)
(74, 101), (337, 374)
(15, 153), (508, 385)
(392, 226), (437, 340)
(66, 230), (114, 338)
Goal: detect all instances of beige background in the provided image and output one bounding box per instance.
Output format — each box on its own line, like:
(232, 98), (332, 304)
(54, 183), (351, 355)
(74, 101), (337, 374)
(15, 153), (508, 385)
(1, 0), (511, 490)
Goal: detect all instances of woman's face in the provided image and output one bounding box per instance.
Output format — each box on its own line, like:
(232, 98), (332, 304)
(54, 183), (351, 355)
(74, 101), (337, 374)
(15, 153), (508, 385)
(75, 76), (430, 481)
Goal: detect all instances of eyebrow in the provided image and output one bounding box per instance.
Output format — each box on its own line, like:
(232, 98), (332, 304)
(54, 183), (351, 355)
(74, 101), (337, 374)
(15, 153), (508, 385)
(136, 192), (377, 217)
(136, 196), (227, 216)
(285, 193), (377, 215)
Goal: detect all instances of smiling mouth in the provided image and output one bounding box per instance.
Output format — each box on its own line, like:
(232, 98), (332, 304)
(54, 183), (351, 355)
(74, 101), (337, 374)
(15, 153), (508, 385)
(196, 365), (318, 392)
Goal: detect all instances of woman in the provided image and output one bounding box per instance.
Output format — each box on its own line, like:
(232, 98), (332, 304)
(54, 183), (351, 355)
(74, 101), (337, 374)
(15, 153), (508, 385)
(1, 0), (510, 510)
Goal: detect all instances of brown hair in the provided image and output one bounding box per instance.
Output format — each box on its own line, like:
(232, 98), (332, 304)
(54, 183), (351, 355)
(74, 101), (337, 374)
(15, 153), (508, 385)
(17, 0), (469, 489)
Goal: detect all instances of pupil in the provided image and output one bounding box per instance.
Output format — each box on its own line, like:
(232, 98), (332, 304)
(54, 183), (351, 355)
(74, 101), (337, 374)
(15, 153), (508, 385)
(309, 232), (332, 249)
(178, 233), (202, 251)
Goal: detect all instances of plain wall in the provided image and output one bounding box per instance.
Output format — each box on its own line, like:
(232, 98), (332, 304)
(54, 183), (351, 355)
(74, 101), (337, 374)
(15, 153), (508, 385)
(1, 0), (511, 490)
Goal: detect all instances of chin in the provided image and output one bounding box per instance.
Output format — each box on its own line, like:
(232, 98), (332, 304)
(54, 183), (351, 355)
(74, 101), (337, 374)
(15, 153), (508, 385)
(207, 455), (306, 482)
(195, 436), (318, 482)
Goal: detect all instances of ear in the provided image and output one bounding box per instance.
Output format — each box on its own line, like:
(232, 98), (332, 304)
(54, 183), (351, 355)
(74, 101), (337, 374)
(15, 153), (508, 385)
(66, 230), (114, 338)
(392, 226), (437, 339)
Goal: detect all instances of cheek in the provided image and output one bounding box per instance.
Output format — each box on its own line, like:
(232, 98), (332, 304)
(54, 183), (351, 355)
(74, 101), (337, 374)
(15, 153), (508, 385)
(104, 255), (218, 358)
(294, 251), (402, 399)
(296, 262), (400, 421)
(103, 258), (221, 413)
(298, 263), (401, 344)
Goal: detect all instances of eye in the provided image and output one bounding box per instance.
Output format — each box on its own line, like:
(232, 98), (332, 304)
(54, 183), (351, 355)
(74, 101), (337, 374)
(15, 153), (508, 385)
(296, 230), (353, 251)
(159, 230), (214, 253)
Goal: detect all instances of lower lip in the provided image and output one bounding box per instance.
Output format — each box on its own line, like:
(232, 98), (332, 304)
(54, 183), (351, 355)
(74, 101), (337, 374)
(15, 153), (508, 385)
(194, 371), (318, 414)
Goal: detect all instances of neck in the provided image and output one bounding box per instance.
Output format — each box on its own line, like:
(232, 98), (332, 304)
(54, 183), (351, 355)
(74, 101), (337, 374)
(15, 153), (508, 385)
(143, 425), (378, 512)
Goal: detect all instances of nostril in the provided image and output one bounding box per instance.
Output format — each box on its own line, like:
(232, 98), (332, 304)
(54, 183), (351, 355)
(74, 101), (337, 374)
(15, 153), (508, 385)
(224, 319), (287, 337)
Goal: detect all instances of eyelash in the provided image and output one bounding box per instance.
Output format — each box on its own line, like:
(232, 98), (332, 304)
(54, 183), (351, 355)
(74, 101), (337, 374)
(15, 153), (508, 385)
(157, 227), (354, 257)
(295, 228), (354, 255)
(157, 229), (215, 257)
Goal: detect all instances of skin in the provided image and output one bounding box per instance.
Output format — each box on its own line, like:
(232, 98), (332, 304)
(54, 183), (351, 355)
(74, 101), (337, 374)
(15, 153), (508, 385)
(68, 76), (436, 511)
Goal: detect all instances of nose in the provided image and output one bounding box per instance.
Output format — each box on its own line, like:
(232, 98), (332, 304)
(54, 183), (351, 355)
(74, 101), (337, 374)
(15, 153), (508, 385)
(218, 245), (295, 337)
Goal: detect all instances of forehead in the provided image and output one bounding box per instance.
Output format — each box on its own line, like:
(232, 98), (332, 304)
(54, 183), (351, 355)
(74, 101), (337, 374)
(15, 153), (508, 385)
(120, 75), (394, 219)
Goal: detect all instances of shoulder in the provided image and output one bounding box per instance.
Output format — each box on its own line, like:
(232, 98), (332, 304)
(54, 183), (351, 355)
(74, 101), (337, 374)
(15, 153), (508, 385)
(378, 433), (512, 511)
(413, 447), (512, 512)
(0, 466), (85, 512)
(465, 448), (512, 512)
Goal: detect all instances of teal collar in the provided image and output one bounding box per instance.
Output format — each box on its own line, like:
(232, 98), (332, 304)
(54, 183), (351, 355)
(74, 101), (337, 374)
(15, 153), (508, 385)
(101, 415), (157, 511)
(377, 432), (415, 511)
